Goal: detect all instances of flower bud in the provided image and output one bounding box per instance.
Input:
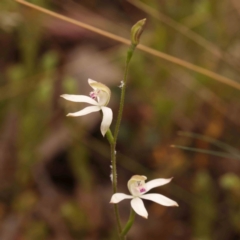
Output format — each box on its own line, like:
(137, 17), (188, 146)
(130, 18), (146, 46)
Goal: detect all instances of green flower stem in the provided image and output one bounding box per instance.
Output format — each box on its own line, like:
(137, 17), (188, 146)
(105, 19), (145, 239)
(113, 44), (136, 143)
(106, 129), (123, 238)
(120, 208), (136, 238)
(105, 44), (136, 239)
(106, 129), (114, 145)
(108, 43), (137, 239)
(111, 146), (123, 238)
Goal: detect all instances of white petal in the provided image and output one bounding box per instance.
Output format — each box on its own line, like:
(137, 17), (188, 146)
(61, 94), (98, 105)
(144, 178), (173, 193)
(88, 80), (111, 105)
(98, 91), (110, 106)
(140, 194), (178, 207)
(88, 78), (97, 86)
(110, 193), (133, 203)
(131, 198), (148, 219)
(100, 107), (113, 136)
(67, 106), (100, 117)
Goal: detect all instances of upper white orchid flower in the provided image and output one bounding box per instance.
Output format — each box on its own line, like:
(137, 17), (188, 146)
(61, 79), (112, 136)
(110, 175), (178, 219)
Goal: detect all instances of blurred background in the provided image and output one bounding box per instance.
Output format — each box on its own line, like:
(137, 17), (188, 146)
(1, 0), (240, 239)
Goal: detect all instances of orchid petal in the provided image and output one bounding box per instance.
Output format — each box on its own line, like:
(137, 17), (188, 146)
(127, 175), (147, 196)
(98, 91), (110, 106)
(88, 78), (97, 86)
(100, 107), (113, 136)
(88, 79), (110, 93)
(110, 193), (133, 203)
(131, 198), (148, 219)
(67, 106), (100, 117)
(88, 80), (111, 105)
(61, 94), (98, 105)
(140, 193), (179, 207)
(144, 178), (173, 193)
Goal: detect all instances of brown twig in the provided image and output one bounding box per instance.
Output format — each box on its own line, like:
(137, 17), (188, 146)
(15, 0), (240, 91)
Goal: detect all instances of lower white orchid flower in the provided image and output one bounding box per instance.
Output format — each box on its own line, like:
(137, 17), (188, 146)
(110, 175), (178, 219)
(61, 79), (112, 136)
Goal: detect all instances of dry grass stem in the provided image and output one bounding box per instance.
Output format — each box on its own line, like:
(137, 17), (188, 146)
(16, 0), (240, 91)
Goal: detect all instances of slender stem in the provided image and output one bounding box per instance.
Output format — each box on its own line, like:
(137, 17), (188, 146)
(120, 208), (136, 238)
(106, 129), (114, 145)
(106, 129), (123, 237)
(113, 44), (136, 143)
(106, 44), (136, 239)
(111, 141), (123, 235)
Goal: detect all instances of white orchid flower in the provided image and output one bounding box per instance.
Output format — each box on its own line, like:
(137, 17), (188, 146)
(110, 175), (178, 219)
(61, 79), (112, 136)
